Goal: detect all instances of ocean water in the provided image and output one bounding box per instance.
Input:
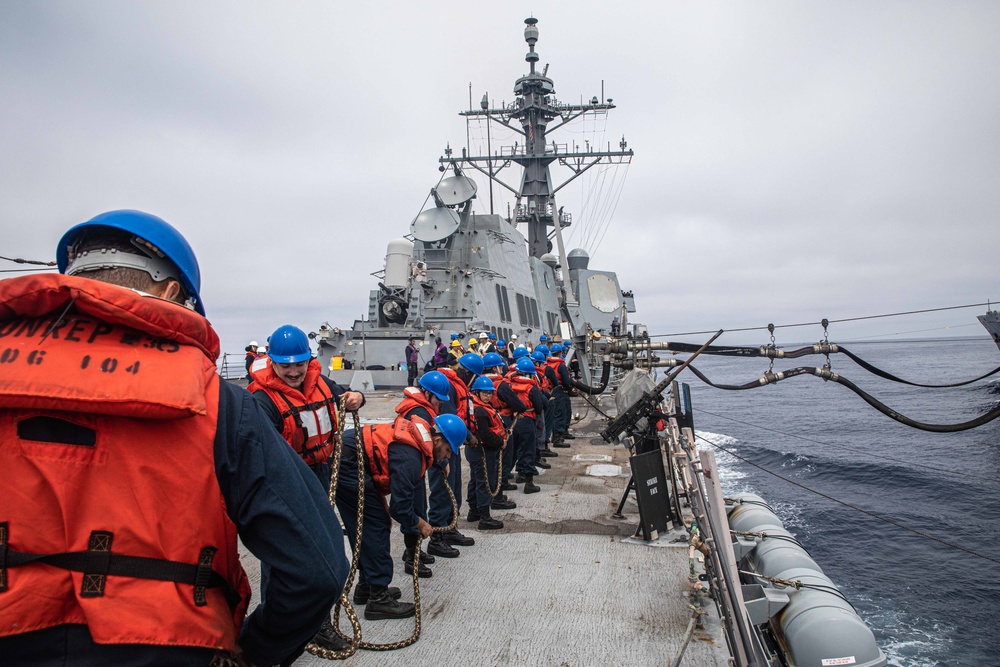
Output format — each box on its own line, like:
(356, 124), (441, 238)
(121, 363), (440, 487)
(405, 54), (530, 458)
(675, 338), (1000, 667)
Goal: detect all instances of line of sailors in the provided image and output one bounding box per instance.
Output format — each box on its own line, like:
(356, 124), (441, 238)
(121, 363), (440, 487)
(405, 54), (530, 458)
(245, 325), (578, 652)
(443, 331), (560, 369)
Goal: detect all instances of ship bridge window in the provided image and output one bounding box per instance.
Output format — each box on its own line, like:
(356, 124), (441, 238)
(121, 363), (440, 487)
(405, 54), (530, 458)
(516, 293), (527, 325)
(528, 298), (540, 328)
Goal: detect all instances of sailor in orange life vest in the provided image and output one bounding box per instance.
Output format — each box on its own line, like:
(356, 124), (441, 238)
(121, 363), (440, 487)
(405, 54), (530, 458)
(426, 352), (483, 558)
(465, 376), (512, 529)
(0, 210), (349, 667)
(247, 324), (365, 650)
(392, 371), (453, 578)
(336, 413), (466, 615)
(505, 356), (548, 494)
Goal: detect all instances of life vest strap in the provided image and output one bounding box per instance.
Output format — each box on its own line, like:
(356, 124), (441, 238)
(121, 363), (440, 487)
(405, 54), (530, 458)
(274, 385), (337, 458)
(0, 524), (241, 611)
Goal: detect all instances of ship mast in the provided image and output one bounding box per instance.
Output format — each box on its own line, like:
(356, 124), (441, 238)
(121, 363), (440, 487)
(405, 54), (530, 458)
(444, 17), (634, 260)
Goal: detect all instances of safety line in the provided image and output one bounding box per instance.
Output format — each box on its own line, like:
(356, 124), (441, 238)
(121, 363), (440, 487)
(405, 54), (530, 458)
(649, 301), (998, 339)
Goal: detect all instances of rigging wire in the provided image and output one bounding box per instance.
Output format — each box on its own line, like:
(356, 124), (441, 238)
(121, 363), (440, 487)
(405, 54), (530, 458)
(591, 163), (631, 256)
(1, 254), (56, 267)
(649, 301), (1000, 339)
(696, 433), (1000, 567)
(1, 267), (58, 273)
(657, 341), (1000, 389)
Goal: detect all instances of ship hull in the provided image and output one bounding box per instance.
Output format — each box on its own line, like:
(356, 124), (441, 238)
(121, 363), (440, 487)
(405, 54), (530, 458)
(979, 311), (1000, 351)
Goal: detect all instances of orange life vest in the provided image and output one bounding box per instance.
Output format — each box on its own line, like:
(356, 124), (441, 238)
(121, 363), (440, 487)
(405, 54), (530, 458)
(536, 366), (553, 392)
(360, 419), (436, 495)
(394, 386), (438, 428)
(545, 357), (567, 389)
(248, 359), (338, 466)
(483, 372), (506, 411)
(438, 367), (476, 429)
(508, 374), (539, 419)
(470, 394), (506, 440)
(0, 273), (249, 651)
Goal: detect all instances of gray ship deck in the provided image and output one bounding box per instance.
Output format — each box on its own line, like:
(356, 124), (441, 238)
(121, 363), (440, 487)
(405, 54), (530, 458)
(240, 390), (729, 666)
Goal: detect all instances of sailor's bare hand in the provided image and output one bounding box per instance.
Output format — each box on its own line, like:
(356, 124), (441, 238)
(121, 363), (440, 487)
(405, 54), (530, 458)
(417, 518), (433, 538)
(343, 391), (364, 411)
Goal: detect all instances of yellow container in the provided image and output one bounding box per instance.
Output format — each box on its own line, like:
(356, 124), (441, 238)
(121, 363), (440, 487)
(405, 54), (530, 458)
(331, 356), (343, 370)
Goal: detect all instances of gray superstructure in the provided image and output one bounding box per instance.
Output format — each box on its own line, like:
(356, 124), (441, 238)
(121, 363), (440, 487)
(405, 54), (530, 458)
(314, 18), (635, 388)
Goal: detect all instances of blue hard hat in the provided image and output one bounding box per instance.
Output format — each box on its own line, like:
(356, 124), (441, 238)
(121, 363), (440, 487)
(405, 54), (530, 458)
(516, 357), (537, 375)
(450, 333), (459, 340)
(57, 210), (205, 316)
(471, 376), (495, 392)
(268, 325), (312, 363)
(498, 339), (506, 347)
(530, 351), (545, 363)
(433, 414), (467, 454)
(539, 334), (547, 341)
(489, 333), (497, 340)
(418, 371), (451, 401)
(535, 345), (550, 357)
(482, 352), (505, 369)
(458, 352), (484, 376)
(551, 344), (565, 354)
(512, 346), (528, 360)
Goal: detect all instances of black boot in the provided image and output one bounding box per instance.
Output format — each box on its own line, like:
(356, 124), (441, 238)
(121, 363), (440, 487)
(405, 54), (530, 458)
(466, 508), (482, 522)
(523, 474), (540, 494)
(427, 534), (460, 558)
(538, 448), (558, 458)
(552, 434), (570, 448)
(535, 457), (551, 469)
(441, 528), (475, 546)
(364, 586), (416, 620)
(514, 472), (528, 484)
(402, 547), (433, 577)
(311, 616), (350, 651)
(560, 431), (576, 440)
(399, 547), (434, 564)
(353, 582), (402, 605)
(492, 495), (517, 510)
(477, 506), (504, 530)
(501, 480), (517, 491)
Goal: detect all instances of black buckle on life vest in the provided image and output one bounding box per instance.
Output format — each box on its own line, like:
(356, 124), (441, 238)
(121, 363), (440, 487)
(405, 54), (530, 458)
(193, 546), (217, 607)
(0, 522), (8, 592)
(81, 530), (113, 597)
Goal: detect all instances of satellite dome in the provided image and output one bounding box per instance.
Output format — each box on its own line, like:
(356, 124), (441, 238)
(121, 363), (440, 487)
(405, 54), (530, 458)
(567, 248), (590, 271)
(540, 253), (559, 267)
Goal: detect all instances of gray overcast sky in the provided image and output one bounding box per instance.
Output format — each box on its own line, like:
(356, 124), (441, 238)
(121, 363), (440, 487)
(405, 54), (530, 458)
(2, 1), (998, 355)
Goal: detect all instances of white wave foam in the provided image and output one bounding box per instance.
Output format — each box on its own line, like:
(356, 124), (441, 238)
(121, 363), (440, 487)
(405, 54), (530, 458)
(695, 429), (749, 490)
(695, 429), (739, 448)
